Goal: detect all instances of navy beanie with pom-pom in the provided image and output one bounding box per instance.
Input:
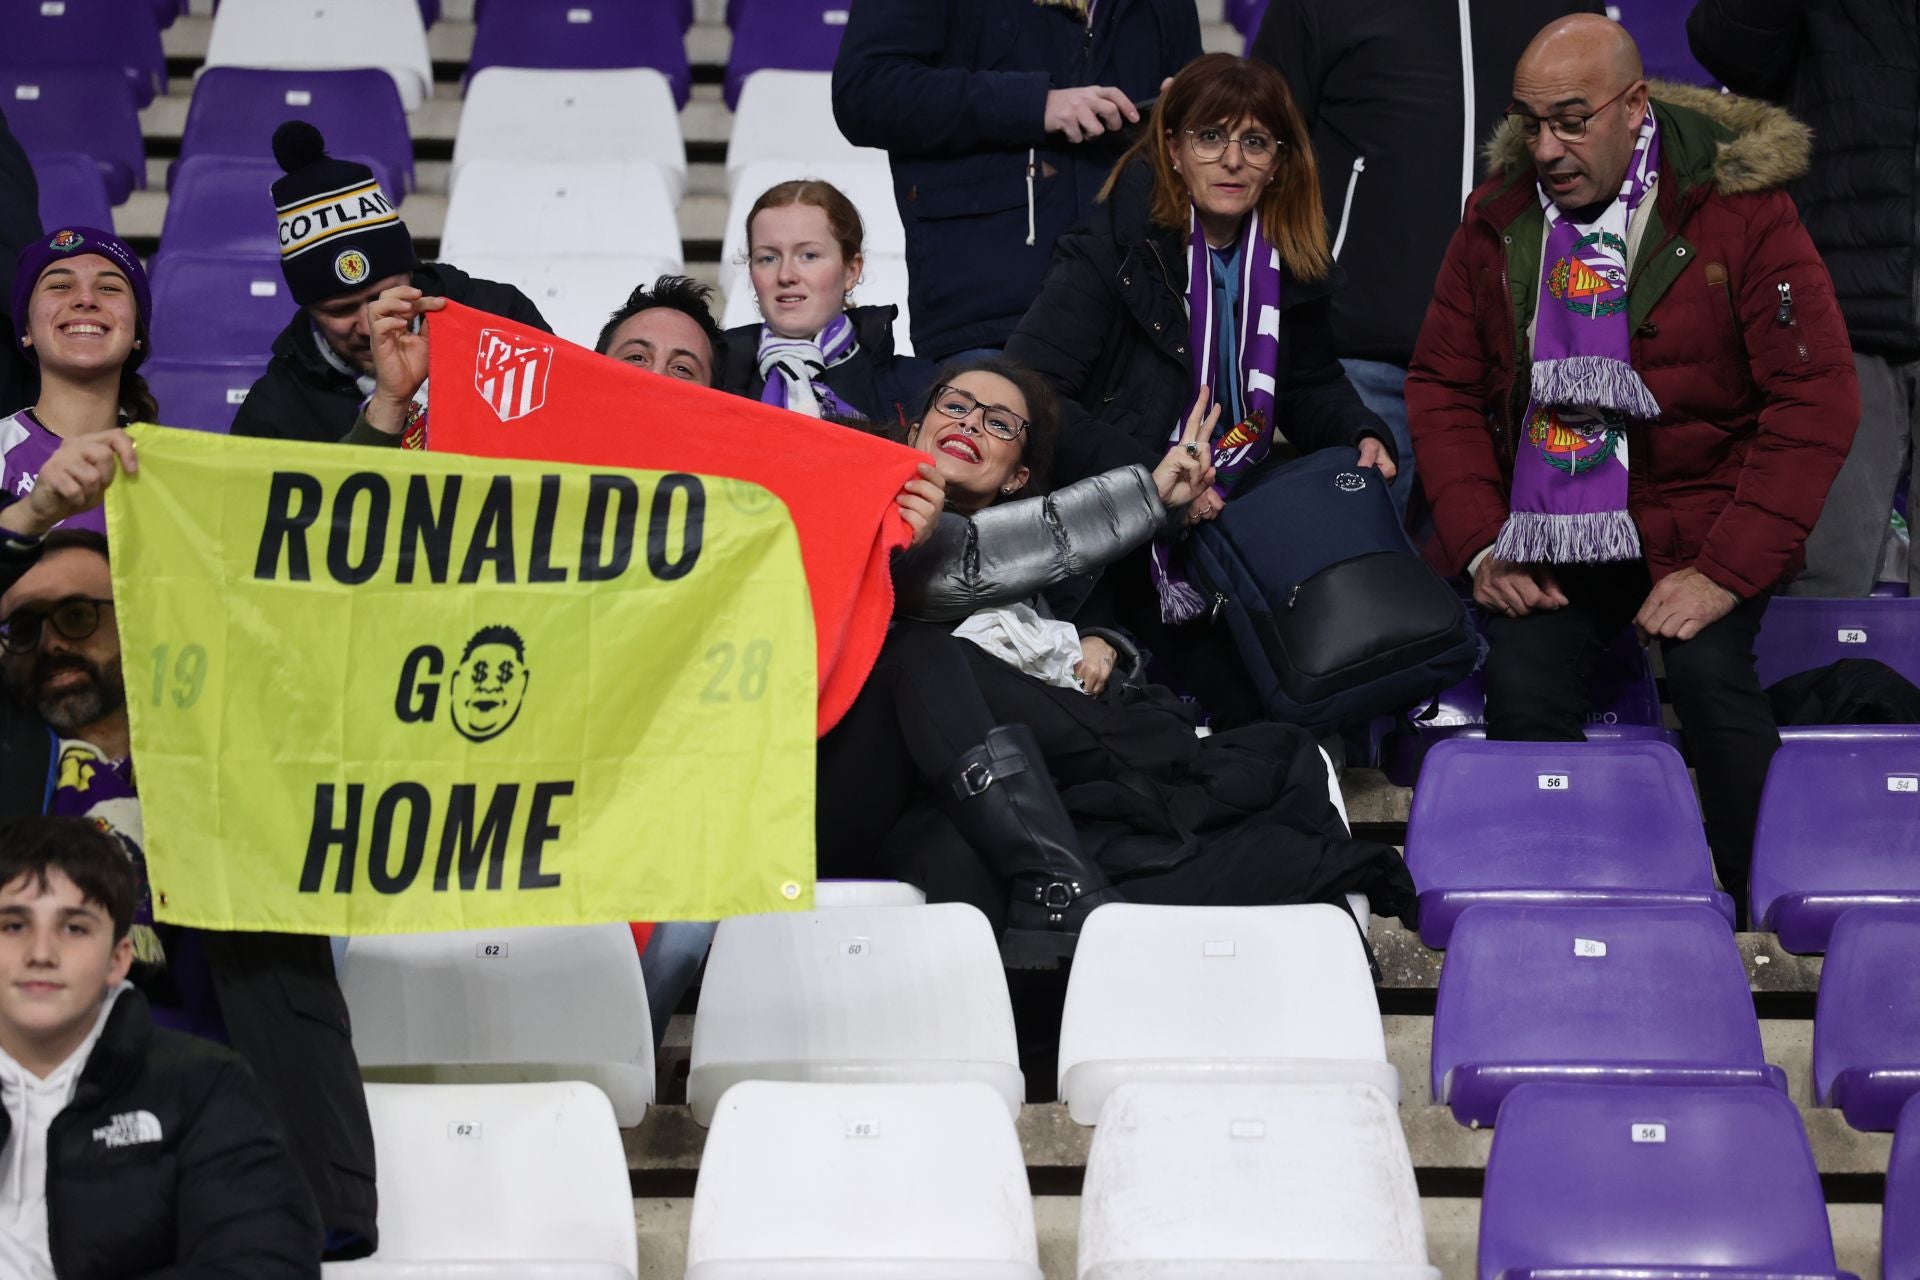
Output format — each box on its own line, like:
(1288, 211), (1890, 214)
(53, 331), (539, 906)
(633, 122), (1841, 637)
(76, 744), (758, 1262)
(271, 120), (417, 306)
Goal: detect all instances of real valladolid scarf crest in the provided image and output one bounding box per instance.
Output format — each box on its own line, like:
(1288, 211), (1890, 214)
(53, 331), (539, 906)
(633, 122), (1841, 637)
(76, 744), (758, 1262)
(1494, 107), (1663, 565)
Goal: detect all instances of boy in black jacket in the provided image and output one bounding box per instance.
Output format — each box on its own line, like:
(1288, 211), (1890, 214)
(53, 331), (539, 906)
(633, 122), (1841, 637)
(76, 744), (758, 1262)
(0, 816), (321, 1279)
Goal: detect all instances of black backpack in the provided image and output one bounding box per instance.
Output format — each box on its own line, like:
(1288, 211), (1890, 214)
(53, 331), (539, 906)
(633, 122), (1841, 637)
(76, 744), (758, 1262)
(1185, 447), (1477, 735)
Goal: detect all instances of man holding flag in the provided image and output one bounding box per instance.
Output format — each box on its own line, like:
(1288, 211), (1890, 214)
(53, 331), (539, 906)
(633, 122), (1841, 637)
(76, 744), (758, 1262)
(1408, 14), (1859, 912)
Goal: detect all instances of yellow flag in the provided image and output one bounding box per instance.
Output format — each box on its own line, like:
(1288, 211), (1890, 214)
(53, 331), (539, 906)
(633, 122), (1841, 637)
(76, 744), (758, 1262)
(106, 425), (816, 934)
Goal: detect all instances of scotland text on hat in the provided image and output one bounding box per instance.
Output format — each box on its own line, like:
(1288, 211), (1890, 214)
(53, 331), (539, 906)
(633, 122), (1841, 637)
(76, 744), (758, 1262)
(277, 180), (399, 259)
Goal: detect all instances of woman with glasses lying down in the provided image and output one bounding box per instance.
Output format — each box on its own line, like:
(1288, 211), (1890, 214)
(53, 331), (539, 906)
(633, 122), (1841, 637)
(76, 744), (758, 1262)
(820, 355), (1416, 968)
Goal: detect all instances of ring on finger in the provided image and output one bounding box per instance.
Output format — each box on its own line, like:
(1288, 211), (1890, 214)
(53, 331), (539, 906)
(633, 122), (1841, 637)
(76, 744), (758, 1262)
(1183, 442), (1201, 459)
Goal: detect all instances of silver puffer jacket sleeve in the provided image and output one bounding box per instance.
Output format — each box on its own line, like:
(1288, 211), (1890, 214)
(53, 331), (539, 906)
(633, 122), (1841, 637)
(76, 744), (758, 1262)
(892, 464), (1169, 622)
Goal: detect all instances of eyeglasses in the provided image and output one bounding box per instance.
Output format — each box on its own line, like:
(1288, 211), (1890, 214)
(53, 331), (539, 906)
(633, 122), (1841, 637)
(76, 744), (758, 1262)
(929, 385), (1029, 441)
(1505, 83), (1636, 143)
(1182, 126), (1283, 167)
(0, 597), (115, 654)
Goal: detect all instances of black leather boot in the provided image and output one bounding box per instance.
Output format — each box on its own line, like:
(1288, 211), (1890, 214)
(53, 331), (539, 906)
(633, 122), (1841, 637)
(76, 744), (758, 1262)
(945, 723), (1122, 967)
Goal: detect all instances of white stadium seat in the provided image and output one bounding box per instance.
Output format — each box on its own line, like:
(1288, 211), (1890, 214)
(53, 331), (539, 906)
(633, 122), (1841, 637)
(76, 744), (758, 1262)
(725, 70), (889, 197)
(441, 160), (683, 267)
(687, 903), (1023, 1126)
(452, 252), (681, 350)
(1079, 1082), (1440, 1279)
(455, 68), (688, 203)
(340, 924), (653, 1126)
(1057, 903), (1396, 1124)
(323, 1081), (636, 1279)
(814, 879), (927, 908)
(202, 0), (433, 111)
(687, 1080), (1043, 1280)
(721, 252), (913, 356)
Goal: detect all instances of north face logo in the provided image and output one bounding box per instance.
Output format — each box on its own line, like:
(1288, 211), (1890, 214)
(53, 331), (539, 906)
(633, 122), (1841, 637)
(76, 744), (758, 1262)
(92, 1110), (162, 1149)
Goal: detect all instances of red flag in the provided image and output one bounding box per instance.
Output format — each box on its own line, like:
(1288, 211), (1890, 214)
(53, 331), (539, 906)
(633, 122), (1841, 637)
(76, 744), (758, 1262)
(426, 302), (924, 735)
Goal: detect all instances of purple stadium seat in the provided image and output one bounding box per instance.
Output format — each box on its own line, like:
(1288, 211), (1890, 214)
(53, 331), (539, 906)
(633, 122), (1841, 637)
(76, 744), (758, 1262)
(148, 252), (293, 365)
(143, 359), (262, 433)
(2, 67), (145, 204)
(1431, 903), (1784, 1127)
(0, 0), (165, 108)
(1403, 739), (1733, 948)
(1754, 596), (1920, 690)
(1479, 1083), (1853, 1280)
(1889, 1094), (1920, 1280)
(1609, 0), (1719, 87)
(1750, 739), (1920, 953)
(466, 0), (691, 108)
(174, 67), (412, 195)
(29, 150), (112, 230)
(1814, 906), (1920, 1131)
(146, 0), (179, 28)
(1375, 623), (1671, 786)
(159, 156), (281, 255)
(723, 0), (848, 110)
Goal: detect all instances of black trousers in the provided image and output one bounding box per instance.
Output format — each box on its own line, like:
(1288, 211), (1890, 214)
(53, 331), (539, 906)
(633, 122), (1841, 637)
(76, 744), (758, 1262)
(1481, 561), (1779, 913)
(815, 622), (995, 877)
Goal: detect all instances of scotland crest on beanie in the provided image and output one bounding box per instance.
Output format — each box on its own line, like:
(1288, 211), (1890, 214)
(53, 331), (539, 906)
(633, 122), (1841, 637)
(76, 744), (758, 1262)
(271, 120), (418, 306)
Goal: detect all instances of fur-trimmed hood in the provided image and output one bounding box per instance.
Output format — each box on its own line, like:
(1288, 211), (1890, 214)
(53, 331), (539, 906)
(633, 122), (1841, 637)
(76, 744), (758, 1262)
(1482, 80), (1812, 195)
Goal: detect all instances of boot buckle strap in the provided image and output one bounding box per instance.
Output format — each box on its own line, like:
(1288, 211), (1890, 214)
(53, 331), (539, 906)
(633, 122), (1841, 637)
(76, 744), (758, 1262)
(1038, 880), (1076, 910)
(955, 762), (995, 798)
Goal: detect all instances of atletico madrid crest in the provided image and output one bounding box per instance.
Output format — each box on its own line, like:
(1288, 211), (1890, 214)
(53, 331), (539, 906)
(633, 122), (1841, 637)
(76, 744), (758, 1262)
(474, 329), (553, 423)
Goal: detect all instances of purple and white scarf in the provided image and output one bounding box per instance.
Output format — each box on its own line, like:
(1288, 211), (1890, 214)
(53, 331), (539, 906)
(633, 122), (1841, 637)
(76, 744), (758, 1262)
(1152, 208), (1285, 623)
(1493, 108), (1662, 564)
(758, 313), (864, 420)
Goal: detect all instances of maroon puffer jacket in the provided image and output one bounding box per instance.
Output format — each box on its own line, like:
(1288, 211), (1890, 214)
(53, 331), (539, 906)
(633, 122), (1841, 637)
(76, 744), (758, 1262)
(1407, 82), (1859, 598)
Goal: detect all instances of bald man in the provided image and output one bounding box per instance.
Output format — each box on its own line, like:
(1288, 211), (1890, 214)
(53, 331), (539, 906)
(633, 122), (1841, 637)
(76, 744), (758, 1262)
(1407, 15), (1859, 913)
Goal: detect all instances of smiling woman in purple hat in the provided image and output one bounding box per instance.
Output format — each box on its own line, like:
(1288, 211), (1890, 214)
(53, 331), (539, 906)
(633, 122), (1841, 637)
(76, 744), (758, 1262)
(2, 227), (156, 535)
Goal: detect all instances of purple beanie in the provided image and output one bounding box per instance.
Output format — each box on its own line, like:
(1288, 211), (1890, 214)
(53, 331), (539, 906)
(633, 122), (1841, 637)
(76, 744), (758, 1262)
(12, 226), (153, 365)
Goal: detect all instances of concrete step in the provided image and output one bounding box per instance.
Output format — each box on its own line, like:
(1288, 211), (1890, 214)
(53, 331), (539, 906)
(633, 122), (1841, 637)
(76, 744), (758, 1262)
(130, 7), (1245, 262)
(627, 1195), (1885, 1280)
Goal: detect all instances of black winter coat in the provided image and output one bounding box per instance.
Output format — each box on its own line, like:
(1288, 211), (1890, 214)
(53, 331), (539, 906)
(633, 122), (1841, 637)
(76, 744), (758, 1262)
(882, 649), (1418, 923)
(1250, 0), (1604, 367)
(1688, 0), (1920, 359)
(719, 304), (936, 429)
(1004, 160), (1393, 488)
(229, 261), (550, 442)
(0, 526), (377, 1252)
(831, 0), (1200, 361)
(12, 987), (322, 1279)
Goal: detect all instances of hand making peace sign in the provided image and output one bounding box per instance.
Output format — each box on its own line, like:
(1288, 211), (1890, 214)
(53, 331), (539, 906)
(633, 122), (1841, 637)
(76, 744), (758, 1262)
(1153, 387), (1221, 516)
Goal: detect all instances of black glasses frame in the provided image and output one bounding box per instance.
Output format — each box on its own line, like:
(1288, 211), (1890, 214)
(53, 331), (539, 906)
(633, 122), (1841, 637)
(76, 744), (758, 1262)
(0, 597), (116, 654)
(929, 384), (1029, 441)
